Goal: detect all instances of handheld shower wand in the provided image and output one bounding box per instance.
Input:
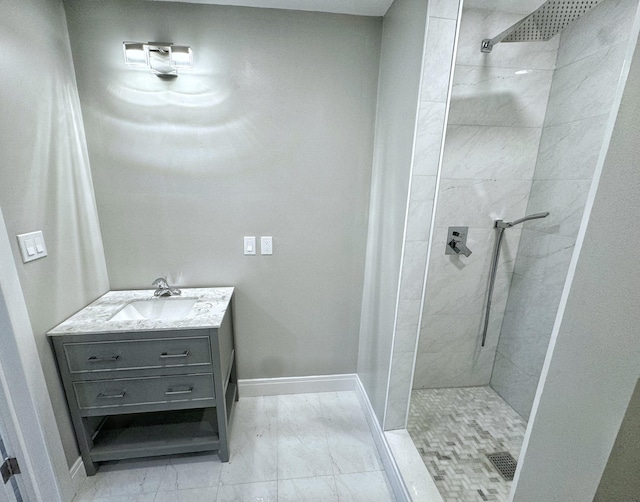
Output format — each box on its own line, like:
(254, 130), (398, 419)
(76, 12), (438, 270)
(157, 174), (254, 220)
(481, 212), (550, 347)
(496, 212), (550, 228)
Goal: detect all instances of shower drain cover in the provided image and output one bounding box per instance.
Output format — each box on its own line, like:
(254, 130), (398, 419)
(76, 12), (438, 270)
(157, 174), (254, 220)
(486, 452), (518, 481)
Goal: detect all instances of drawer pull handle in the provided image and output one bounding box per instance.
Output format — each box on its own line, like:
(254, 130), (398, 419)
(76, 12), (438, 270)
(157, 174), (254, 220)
(97, 391), (126, 399)
(165, 386), (194, 395)
(160, 350), (190, 359)
(88, 355), (120, 363)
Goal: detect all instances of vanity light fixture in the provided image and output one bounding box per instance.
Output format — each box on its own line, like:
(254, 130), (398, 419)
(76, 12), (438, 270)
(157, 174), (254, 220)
(123, 42), (193, 77)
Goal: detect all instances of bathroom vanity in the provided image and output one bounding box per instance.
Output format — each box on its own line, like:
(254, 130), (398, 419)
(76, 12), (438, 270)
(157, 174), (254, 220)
(47, 287), (237, 476)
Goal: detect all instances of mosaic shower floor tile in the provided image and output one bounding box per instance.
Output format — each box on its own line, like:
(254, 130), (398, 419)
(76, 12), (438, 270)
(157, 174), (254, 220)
(407, 386), (527, 502)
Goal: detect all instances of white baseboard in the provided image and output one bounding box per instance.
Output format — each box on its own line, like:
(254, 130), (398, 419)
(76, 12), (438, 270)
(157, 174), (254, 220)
(69, 456), (87, 496)
(354, 376), (411, 502)
(237, 373), (357, 397)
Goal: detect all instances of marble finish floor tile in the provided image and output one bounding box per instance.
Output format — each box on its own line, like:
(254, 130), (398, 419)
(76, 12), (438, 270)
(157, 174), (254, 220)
(220, 395), (278, 485)
(216, 481), (277, 502)
(154, 486), (218, 502)
(408, 386), (527, 502)
(278, 475), (338, 502)
(73, 391), (395, 502)
(334, 471), (396, 502)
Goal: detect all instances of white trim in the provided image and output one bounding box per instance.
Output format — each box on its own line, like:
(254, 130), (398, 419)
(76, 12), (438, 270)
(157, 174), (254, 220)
(355, 376), (411, 502)
(0, 209), (72, 502)
(0, 364), (39, 501)
(385, 430), (443, 502)
(69, 456), (87, 496)
(510, 7), (640, 499)
(237, 373), (356, 397)
(382, 0), (432, 431)
(403, 0), (465, 430)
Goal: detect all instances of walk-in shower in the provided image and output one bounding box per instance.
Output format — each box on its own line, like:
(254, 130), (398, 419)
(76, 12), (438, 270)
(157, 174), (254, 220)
(403, 0), (639, 499)
(481, 212), (550, 347)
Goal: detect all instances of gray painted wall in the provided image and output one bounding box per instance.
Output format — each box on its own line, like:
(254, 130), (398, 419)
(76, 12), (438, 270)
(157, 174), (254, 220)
(595, 378), (640, 502)
(492, 0), (638, 420)
(0, 0), (109, 466)
(64, 0), (382, 380)
(357, 0), (427, 424)
(513, 27), (640, 501)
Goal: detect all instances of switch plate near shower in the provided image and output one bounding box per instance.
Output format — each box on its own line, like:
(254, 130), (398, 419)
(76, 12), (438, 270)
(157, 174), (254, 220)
(445, 226), (469, 255)
(17, 230), (48, 263)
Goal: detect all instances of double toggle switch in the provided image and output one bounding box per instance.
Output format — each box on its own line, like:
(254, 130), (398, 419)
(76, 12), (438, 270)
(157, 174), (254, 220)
(17, 230), (48, 263)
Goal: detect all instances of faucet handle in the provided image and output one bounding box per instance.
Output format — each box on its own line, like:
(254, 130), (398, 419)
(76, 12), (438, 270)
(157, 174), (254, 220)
(445, 226), (472, 257)
(152, 277), (168, 288)
(448, 239), (472, 258)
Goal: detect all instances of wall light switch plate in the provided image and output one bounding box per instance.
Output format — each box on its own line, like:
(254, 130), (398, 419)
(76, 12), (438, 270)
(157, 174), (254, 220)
(244, 236), (256, 255)
(261, 236), (273, 255)
(17, 230), (48, 263)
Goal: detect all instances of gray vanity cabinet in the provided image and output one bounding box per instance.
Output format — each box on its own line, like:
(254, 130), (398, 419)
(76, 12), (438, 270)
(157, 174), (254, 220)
(50, 301), (237, 476)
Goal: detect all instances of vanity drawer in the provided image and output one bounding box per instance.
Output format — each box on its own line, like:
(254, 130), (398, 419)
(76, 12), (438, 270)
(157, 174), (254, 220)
(64, 336), (211, 374)
(73, 373), (215, 413)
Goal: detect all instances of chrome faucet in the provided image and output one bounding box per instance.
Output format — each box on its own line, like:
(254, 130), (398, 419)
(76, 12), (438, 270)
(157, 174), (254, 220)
(448, 238), (472, 257)
(152, 277), (181, 297)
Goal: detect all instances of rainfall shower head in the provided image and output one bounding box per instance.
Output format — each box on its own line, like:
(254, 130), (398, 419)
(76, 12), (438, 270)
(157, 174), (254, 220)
(496, 212), (550, 228)
(481, 0), (603, 53)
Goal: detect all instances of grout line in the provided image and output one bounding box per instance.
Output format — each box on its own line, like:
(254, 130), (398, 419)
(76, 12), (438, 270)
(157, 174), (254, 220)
(453, 62), (556, 72)
(541, 111), (610, 129)
(444, 123), (543, 129)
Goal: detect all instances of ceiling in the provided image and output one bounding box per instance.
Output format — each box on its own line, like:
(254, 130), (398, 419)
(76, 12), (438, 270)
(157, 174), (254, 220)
(148, 0), (396, 16)
(146, 0), (547, 17)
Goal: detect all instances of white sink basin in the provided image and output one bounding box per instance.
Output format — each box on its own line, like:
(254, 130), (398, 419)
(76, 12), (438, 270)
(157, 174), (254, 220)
(109, 298), (197, 321)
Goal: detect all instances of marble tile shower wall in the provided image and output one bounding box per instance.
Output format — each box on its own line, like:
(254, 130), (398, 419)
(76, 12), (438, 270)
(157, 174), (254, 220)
(383, 0), (460, 431)
(491, 0), (639, 420)
(413, 3), (559, 390)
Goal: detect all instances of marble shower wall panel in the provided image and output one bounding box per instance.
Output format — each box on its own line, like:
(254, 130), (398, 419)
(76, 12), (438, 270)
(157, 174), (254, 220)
(413, 349), (497, 388)
(412, 229), (518, 389)
(554, 0), (637, 69)
(421, 17), (459, 102)
(525, 180), (592, 237)
(383, 1), (460, 431)
(544, 43), (630, 127)
(448, 66), (554, 127)
(492, 0), (640, 420)
(442, 125), (541, 181)
(413, 103), (447, 176)
(422, 226), (521, 318)
(490, 352), (539, 419)
(413, 3), (558, 390)
(434, 179), (532, 229)
(404, 177), (438, 242)
(429, 0), (460, 20)
(534, 115), (610, 181)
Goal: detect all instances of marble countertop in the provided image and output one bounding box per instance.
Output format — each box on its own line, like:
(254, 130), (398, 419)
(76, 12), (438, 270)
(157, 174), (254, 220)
(47, 287), (234, 336)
